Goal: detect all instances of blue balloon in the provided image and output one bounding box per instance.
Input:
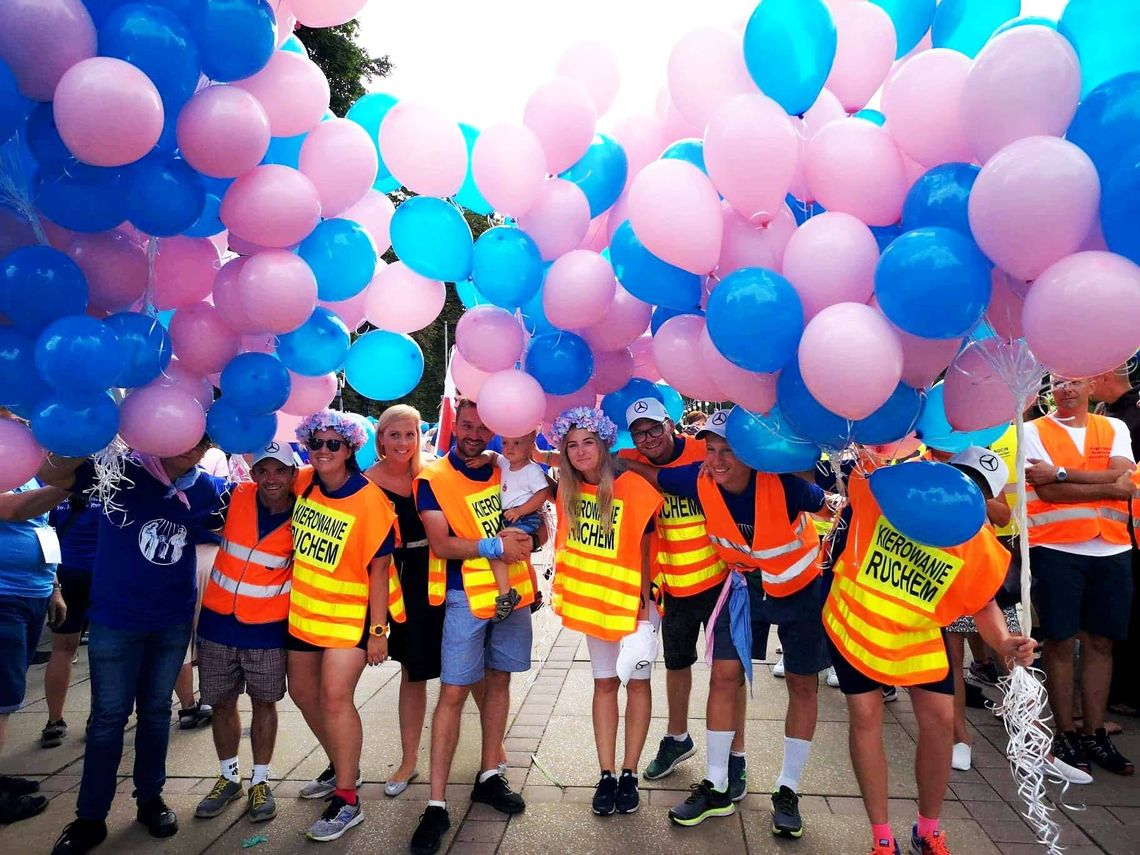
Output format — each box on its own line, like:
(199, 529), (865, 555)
(471, 227), (543, 309)
(298, 218), (377, 301)
(280, 34), (308, 56)
(199, 173), (234, 197)
(560, 133), (628, 218)
(1101, 146), (1140, 266)
(524, 331), (594, 395)
(455, 124), (492, 216)
(656, 383), (684, 424)
(743, 0), (837, 115)
(25, 103), (71, 171)
(519, 285), (555, 336)
(34, 162), (127, 233)
(183, 192), (224, 238)
(660, 138), (707, 175)
(932, 0), (1021, 58)
(220, 352), (291, 415)
(455, 278), (489, 309)
(190, 0), (276, 83)
(0, 59), (31, 146)
(852, 108), (886, 126)
(991, 16), (1058, 38)
(651, 304), (702, 336)
(125, 154), (206, 237)
(875, 227), (992, 339)
(869, 0), (937, 57)
(35, 316), (123, 394)
(915, 383), (1008, 453)
(99, 3), (201, 108)
(786, 195), (826, 226)
(706, 267), (804, 373)
(601, 378), (665, 431)
(345, 331), (424, 401)
(869, 222), (902, 253)
(32, 392), (120, 457)
(1067, 72), (1140, 183)
(1060, 0), (1140, 97)
(346, 93), (399, 191)
(868, 460), (986, 547)
(1, 247), (88, 331)
(901, 163), (980, 236)
(777, 358), (850, 449)
(207, 398), (276, 453)
(609, 220), (702, 311)
(355, 418), (379, 468)
(0, 327), (44, 411)
(276, 307), (350, 376)
(853, 383), (923, 445)
(104, 311), (172, 388)
(261, 133), (306, 169)
(389, 196), (473, 282)
(725, 406), (822, 473)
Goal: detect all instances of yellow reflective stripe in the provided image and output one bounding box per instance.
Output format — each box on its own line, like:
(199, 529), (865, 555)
(832, 574), (931, 631)
(293, 564), (368, 598)
(290, 590), (367, 620)
(824, 610), (947, 679)
(560, 600), (637, 634)
(759, 545), (820, 586)
(658, 522), (709, 541)
(660, 565), (726, 590)
(288, 612), (362, 643)
(830, 579), (942, 651)
(558, 551), (642, 586)
(560, 573), (641, 611)
(655, 544), (720, 567)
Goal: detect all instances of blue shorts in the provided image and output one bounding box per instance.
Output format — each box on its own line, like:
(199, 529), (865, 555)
(501, 511), (543, 536)
(0, 593), (51, 713)
(440, 588), (533, 686)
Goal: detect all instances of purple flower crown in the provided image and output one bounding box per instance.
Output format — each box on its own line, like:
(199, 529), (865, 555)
(550, 406), (619, 448)
(295, 409), (370, 451)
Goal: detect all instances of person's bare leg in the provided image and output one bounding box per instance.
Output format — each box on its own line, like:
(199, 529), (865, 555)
(847, 690), (888, 825)
(1043, 637), (1077, 732)
(479, 669), (511, 774)
(45, 632), (81, 722)
(175, 661), (196, 709)
(210, 699), (241, 760)
(393, 668), (426, 781)
(784, 673), (819, 740)
(287, 650), (329, 747)
(666, 667), (692, 736)
(429, 683), (470, 802)
(948, 634), (971, 745)
(250, 701), (278, 766)
(622, 679), (652, 771)
(730, 681), (746, 752)
(910, 689), (954, 821)
(1078, 632), (1114, 734)
(319, 648), (367, 791)
(708, 660), (742, 731)
(593, 677), (619, 772)
(470, 679), (506, 767)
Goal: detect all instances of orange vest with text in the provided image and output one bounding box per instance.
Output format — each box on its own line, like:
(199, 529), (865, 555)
(416, 456), (535, 619)
(552, 471), (663, 641)
(1025, 415), (1131, 547)
(287, 468), (403, 648)
(618, 438), (727, 598)
(202, 483), (294, 624)
(697, 472), (821, 597)
(823, 471), (1009, 686)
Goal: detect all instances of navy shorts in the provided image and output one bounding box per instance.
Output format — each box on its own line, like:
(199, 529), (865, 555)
(826, 632), (955, 696)
(661, 584), (722, 670)
(53, 566), (91, 635)
(0, 593), (51, 713)
(1030, 546), (1134, 642)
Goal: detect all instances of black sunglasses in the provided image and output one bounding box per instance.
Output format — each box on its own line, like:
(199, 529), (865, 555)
(307, 438), (345, 452)
(630, 423), (666, 442)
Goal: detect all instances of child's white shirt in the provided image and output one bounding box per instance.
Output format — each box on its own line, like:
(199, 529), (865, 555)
(496, 457), (549, 511)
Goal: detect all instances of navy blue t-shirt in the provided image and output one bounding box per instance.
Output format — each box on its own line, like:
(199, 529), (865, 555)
(416, 451), (495, 590)
(49, 497), (102, 574)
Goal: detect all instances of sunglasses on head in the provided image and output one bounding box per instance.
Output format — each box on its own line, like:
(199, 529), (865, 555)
(307, 437), (345, 452)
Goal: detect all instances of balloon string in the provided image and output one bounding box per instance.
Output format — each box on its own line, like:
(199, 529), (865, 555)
(142, 236), (159, 316)
(0, 133), (49, 246)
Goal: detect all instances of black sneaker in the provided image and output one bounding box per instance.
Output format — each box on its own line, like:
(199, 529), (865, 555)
(1054, 730), (1091, 773)
(177, 703), (211, 730)
(529, 589), (545, 614)
(881, 686), (898, 704)
(592, 771), (617, 816)
(51, 818), (108, 854)
(1080, 728), (1134, 776)
(964, 681), (988, 709)
(615, 769), (639, 814)
(644, 734), (696, 779)
(492, 588), (521, 623)
(728, 753), (747, 803)
(136, 795), (178, 838)
(471, 772), (525, 815)
(41, 719), (68, 749)
(0, 791), (48, 824)
(771, 785), (803, 838)
(967, 658), (1000, 687)
(409, 805), (450, 855)
(0, 775), (40, 796)
(667, 780), (735, 827)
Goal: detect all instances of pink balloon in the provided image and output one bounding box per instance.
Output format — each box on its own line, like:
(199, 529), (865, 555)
(241, 333), (275, 355)
(212, 257), (260, 333)
(476, 371), (546, 438)
(968, 137), (1099, 281)
(705, 93), (798, 226)
(610, 115), (666, 193)
(471, 123), (547, 217)
(0, 418), (46, 493)
(273, 411), (302, 444)
(1023, 251), (1140, 379)
(274, 0), (296, 46)
(290, 0), (365, 27)
(220, 165), (322, 249)
(961, 27), (1080, 164)
(556, 40), (620, 116)
(119, 385), (207, 456)
(0, 0), (95, 102)
(543, 250), (616, 330)
(523, 78), (597, 174)
(233, 52), (329, 137)
(340, 189), (395, 255)
(154, 237), (220, 311)
(698, 327), (778, 413)
(516, 179), (591, 261)
(789, 89), (847, 203)
(227, 233), (284, 257)
(544, 384), (597, 423)
(53, 57), (163, 167)
(297, 118), (378, 217)
(378, 101), (467, 198)
(170, 302), (241, 376)
(799, 303), (902, 420)
(870, 434), (922, 460)
(237, 251), (318, 334)
(653, 315), (726, 401)
(320, 285), (370, 332)
(628, 159), (723, 274)
(150, 359), (213, 410)
(986, 269), (1027, 341)
(783, 212), (879, 320)
(455, 306), (525, 373)
(450, 349), (491, 399)
(824, 1), (897, 112)
(592, 348), (634, 395)
(176, 85), (271, 178)
(805, 119), (908, 227)
(581, 284), (652, 352)
(39, 218), (78, 251)
(717, 202), (796, 276)
(66, 231), (147, 312)
(578, 214), (610, 253)
(629, 334), (661, 383)
(889, 315), (961, 389)
(281, 371), (337, 416)
(605, 193), (630, 244)
(666, 27), (756, 131)
(880, 49), (972, 168)
(365, 262), (445, 334)
(942, 340), (1028, 432)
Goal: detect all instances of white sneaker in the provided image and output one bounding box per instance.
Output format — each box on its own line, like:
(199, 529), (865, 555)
(951, 742), (972, 771)
(772, 657), (786, 678)
(825, 667), (840, 688)
(1046, 755), (1093, 785)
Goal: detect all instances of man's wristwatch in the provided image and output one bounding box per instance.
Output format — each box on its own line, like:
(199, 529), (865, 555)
(1055, 466), (1068, 482)
(368, 623), (389, 638)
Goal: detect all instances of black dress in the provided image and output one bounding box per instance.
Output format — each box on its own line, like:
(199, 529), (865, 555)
(384, 487), (444, 682)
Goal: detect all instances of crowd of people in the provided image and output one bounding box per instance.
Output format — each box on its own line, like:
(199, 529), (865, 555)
(0, 366), (1136, 855)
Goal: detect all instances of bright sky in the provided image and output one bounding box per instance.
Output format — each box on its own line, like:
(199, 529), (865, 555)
(357, 0), (1067, 131)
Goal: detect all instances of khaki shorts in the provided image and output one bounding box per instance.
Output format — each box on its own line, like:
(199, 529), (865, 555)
(197, 638), (287, 705)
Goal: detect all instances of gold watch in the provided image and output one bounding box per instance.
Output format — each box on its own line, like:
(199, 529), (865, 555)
(369, 623), (389, 638)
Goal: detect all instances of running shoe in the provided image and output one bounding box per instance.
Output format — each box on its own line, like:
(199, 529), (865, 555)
(471, 772), (525, 814)
(668, 780), (735, 827)
(592, 771), (617, 816)
(299, 763), (363, 799)
(409, 805), (450, 855)
(194, 776), (243, 818)
(951, 742), (971, 772)
(247, 781), (277, 822)
(615, 770), (639, 814)
(870, 838), (901, 855)
(825, 667), (840, 688)
(305, 795), (363, 842)
(881, 686), (898, 704)
(1045, 754), (1092, 785)
(967, 659), (999, 687)
(644, 734), (696, 779)
(771, 785), (803, 838)
(41, 719), (67, 749)
(909, 823), (951, 854)
(728, 753), (747, 803)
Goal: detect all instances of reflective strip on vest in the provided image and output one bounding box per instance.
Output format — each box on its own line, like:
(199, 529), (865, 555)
(208, 566), (291, 599)
(707, 533), (804, 561)
(759, 544), (820, 587)
(290, 589), (367, 620)
(292, 564), (369, 599)
(1025, 507), (1101, 527)
(288, 612), (362, 644)
(219, 538), (291, 570)
(823, 605), (948, 685)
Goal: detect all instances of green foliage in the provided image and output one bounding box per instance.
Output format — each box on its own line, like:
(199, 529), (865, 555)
(295, 20), (392, 117)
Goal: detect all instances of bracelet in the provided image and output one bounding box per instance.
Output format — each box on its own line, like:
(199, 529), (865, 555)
(477, 537), (505, 560)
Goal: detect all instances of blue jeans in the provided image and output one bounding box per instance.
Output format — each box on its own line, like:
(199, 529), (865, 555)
(76, 621), (192, 820)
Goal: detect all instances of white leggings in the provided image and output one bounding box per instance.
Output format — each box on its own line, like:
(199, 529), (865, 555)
(585, 635), (653, 681)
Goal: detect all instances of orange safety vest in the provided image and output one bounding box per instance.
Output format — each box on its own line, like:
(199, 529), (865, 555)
(552, 471), (663, 641)
(697, 472), (821, 597)
(287, 468), (403, 648)
(201, 483), (294, 624)
(618, 439), (727, 598)
(1130, 467), (1140, 548)
(1025, 415), (1131, 547)
(823, 471), (1010, 686)
(415, 456), (535, 619)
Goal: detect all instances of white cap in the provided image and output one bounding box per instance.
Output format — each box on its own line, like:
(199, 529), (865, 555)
(697, 408), (731, 440)
(949, 446), (1008, 500)
(625, 397), (669, 428)
(252, 441), (297, 468)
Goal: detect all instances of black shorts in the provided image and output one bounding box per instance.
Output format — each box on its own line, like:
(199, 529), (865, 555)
(747, 575), (829, 675)
(661, 584), (722, 670)
(826, 632), (955, 696)
(1030, 546), (1134, 641)
(53, 566), (91, 635)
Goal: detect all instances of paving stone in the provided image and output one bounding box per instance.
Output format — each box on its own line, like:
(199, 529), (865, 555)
(520, 784), (563, 803)
(464, 802), (512, 822)
(986, 819), (1045, 844)
(508, 724), (546, 739)
(454, 817), (509, 842)
(949, 781), (999, 801)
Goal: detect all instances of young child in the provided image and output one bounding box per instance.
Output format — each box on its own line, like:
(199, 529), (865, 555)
(491, 432), (552, 621)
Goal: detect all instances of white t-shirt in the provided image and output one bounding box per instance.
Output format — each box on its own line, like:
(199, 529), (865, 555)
(497, 457), (549, 512)
(1022, 415), (1134, 557)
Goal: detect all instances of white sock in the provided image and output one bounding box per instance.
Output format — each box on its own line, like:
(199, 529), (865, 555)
(667, 731), (690, 742)
(478, 768), (500, 784)
(428, 799), (447, 809)
(706, 730), (735, 792)
(775, 737), (812, 792)
(251, 764), (270, 786)
(731, 750), (746, 759)
(220, 756), (240, 784)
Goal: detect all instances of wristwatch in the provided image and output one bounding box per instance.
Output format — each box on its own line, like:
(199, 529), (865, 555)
(368, 623), (389, 638)
(1055, 466), (1068, 482)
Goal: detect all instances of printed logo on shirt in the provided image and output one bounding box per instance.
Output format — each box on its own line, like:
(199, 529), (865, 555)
(465, 484), (503, 538)
(568, 494), (624, 559)
(857, 516), (963, 614)
(292, 497), (356, 573)
(138, 519), (189, 566)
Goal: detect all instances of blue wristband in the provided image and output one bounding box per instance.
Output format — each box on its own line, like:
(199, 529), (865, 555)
(477, 537), (505, 560)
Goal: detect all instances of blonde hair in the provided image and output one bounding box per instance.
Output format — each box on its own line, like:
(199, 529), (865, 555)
(375, 404), (424, 477)
(558, 429), (617, 537)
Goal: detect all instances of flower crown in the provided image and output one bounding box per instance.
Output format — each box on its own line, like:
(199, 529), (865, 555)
(550, 406), (619, 448)
(295, 409), (370, 451)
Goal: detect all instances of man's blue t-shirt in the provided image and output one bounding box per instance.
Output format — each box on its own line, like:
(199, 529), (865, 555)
(0, 479), (58, 598)
(49, 497), (102, 574)
(416, 450), (495, 590)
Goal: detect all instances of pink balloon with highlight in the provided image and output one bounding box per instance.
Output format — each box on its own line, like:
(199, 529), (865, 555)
(717, 201), (796, 277)
(666, 27), (756, 131)
(153, 237), (220, 311)
(237, 251), (318, 334)
(176, 85), (271, 178)
(170, 302), (241, 376)
(986, 270), (1027, 341)
(942, 340), (1029, 432)
(0, 0), (96, 102)
(211, 257), (260, 333)
(556, 40), (620, 115)
(476, 371), (546, 438)
(299, 118), (378, 217)
(118, 385), (206, 457)
(516, 179), (591, 261)
(824, 0), (897, 112)
(451, 349), (491, 399)
(805, 119), (908, 227)
(628, 159), (723, 274)
(365, 262), (445, 334)
(523, 77), (597, 174)
(227, 234), (282, 257)
(581, 284), (651, 352)
(592, 348), (634, 395)
(789, 88), (847, 203)
(233, 52), (329, 137)
(578, 214), (610, 253)
(610, 115), (666, 192)
(320, 286), (370, 332)
(545, 384), (597, 423)
(455, 306), (525, 373)
(880, 49), (972, 168)
(379, 101), (467, 198)
(290, 0), (366, 27)
(653, 315), (726, 401)
(630, 334), (661, 383)
(698, 328), (778, 414)
(892, 321), (961, 389)
(241, 334), (275, 355)
(274, 411), (303, 444)
(471, 123), (547, 218)
(0, 419), (46, 493)
(220, 165), (322, 249)
(341, 189), (395, 255)
(782, 212), (879, 320)
(151, 359), (213, 410)
(543, 250), (616, 331)
(66, 231), (147, 312)
(281, 371), (337, 416)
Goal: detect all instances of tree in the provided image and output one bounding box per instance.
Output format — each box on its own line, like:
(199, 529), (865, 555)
(295, 20), (392, 117)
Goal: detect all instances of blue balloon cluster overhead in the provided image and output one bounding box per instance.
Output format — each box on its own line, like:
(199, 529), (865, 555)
(743, 0), (837, 116)
(610, 220), (702, 312)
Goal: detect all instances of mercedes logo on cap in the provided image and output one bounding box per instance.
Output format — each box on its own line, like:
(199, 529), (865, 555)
(711, 412), (727, 426)
(979, 453), (999, 472)
(633, 401), (649, 413)
(266, 442), (280, 453)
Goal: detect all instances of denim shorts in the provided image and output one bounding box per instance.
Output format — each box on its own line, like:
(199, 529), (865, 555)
(440, 588), (533, 686)
(0, 594), (50, 713)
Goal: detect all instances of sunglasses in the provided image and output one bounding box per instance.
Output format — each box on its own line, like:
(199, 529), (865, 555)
(306, 437), (345, 452)
(631, 423), (666, 442)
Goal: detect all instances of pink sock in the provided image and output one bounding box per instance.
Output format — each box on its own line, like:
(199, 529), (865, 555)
(872, 823), (894, 846)
(917, 814), (939, 838)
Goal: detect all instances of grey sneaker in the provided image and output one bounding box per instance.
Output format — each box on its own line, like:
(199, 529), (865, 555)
(305, 795), (363, 842)
(247, 781), (277, 823)
(644, 734), (696, 780)
(194, 776), (243, 818)
(299, 763), (363, 800)
(728, 754), (747, 803)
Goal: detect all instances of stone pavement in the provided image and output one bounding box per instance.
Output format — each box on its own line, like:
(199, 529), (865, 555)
(3, 615), (1138, 854)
